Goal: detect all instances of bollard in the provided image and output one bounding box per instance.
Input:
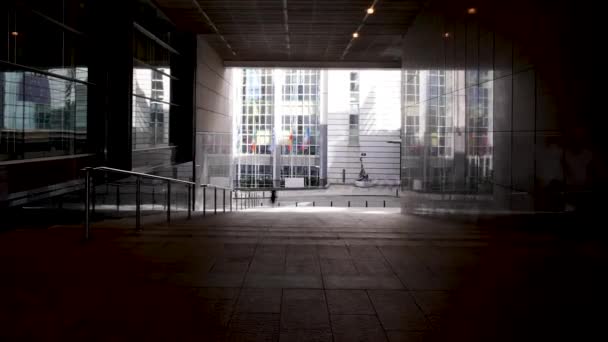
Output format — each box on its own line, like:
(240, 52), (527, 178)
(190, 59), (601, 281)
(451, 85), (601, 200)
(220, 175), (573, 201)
(365, 200), (368, 207)
(383, 200), (386, 208)
(84, 168), (91, 240)
(313, 201), (315, 207)
(135, 176), (141, 231)
(296, 202), (298, 207)
(187, 185), (192, 219)
(116, 184), (120, 212)
(348, 201), (350, 207)
(223, 189), (226, 213)
(330, 201), (333, 207)
(166, 181), (171, 223)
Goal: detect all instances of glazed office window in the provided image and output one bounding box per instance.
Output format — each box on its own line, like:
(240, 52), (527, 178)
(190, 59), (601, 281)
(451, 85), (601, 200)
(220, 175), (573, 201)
(131, 23), (176, 151)
(281, 69), (320, 157)
(238, 164), (273, 188)
(427, 70), (451, 157)
(403, 70), (419, 105)
(1, 3), (89, 162)
(240, 69), (273, 155)
(348, 71), (360, 146)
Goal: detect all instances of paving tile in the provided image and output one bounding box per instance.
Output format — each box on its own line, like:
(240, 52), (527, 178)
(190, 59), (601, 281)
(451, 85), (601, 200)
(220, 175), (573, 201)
(368, 290), (430, 331)
(385, 330), (427, 342)
(331, 314), (388, 342)
(191, 288), (240, 329)
(319, 258), (358, 275)
(211, 256), (252, 273)
(281, 289), (330, 332)
(170, 272), (246, 287)
(353, 259), (394, 275)
(317, 246), (350, 259)
(348, 245), (384, 260)
(410, 291), (451, 317)
(395, 266), (445, 290)
(286, 245), (318, 260)
(229, 313), (280, 341)
(245, 275), (323, 289)
(249, 256), (286, 274)
(279, 330), (332, 342)
(285, 257), (321, 275)
(237, 288), (282, 313)
(255, 244), (286, 255)
(323, 275), (404, 290)
(325, 290), (375, 315)
(223, 244), (257, 258)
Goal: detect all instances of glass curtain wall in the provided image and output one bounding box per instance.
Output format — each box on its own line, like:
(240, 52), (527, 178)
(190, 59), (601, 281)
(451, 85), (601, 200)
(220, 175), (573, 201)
(1, 0), (89, 162)
(131, 27), (174, 151)
(401, 68), (493, 194)
(280, 69), (320, 187)
(235, 68), (321, 188)
(236, 69), (274, 188)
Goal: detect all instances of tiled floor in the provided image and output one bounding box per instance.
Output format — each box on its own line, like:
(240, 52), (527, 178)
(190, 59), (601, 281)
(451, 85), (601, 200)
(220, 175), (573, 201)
(1, 209), (607, 341)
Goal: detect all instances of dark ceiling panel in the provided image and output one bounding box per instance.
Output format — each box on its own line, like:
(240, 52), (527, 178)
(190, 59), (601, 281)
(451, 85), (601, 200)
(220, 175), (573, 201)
(155, 0), (425, 65)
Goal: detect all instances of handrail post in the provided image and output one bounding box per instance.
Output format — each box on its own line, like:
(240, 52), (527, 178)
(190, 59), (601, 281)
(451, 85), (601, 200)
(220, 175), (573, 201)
(230, 191), (233, 212)
(84, 167), (91, 240)
(91, 172), (96, 215)
(214, 187), (217, 214)
(223, 189), (226, 213)
(166, 180), (171, 223)
(187, 184), (192, 219)
(203, 187), (206, 217)
(136, 176), (141, 231)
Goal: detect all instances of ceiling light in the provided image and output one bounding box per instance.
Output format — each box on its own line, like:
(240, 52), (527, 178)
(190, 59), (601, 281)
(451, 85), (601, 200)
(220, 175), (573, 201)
(467, 7), (477, 14)
(10, 31), (18, 36)
(443, 32), (450, 38)
(353, 32), (359, 38)
(367, 7), (375, 14)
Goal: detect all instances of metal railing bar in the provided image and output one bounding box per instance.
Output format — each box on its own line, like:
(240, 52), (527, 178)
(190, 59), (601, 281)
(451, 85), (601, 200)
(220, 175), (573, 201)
(86, 166), (195, 186)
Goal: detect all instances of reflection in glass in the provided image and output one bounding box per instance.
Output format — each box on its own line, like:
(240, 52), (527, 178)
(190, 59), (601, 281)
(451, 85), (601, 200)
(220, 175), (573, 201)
(132, 67), (171, 150)
(401, 69), (493, 194)
(1, 69), (88, 161)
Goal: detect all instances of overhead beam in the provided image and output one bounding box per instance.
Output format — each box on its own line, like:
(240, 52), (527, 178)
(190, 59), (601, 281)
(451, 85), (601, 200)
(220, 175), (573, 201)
(223, 60), (401, 69)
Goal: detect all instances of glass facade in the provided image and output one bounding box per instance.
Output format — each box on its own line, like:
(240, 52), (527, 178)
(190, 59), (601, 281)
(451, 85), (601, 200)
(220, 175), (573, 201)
(131, 25), (174, 151)
(1, 1), (89, 162)
(235, 69), (321, 188)
(348, 71), (360, 146)
(279, 70), (320, 186)
(401, 69), (493, 193)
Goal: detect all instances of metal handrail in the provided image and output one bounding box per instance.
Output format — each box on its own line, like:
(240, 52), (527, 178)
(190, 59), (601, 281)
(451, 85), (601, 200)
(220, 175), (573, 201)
(83, 166), (241, 240)
(89, 166), (195, 186)
(83, 166), (196, 240)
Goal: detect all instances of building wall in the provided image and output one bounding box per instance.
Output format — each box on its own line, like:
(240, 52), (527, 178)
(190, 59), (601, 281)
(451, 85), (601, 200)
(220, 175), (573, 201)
(195, 36), (233, 192)
(400, 0), (601, 212)
(326, 70), (401, 185)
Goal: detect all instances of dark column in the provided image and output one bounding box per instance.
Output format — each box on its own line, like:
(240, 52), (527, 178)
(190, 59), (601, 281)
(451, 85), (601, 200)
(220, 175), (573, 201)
(88, 0), (134, 170)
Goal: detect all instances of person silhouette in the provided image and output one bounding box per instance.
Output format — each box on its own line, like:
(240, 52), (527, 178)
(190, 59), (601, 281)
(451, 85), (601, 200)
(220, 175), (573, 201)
(270, 190), (277, 205)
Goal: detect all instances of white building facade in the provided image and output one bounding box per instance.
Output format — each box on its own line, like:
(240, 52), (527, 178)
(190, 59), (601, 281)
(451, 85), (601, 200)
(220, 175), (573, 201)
(326, 69), (402, 185)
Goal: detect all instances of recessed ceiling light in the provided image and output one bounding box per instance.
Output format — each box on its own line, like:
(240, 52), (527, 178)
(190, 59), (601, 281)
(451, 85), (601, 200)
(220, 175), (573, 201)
(11, 31), (18, 36)
(367, 7), (375, 14)
(467, 7), (477, 14)
(353, 32), (359, 38)
(443, 32), (450, 38)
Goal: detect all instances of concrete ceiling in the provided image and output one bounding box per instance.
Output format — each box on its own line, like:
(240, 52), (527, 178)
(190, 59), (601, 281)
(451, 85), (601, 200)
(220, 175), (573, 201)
(155, 0), (426, 67)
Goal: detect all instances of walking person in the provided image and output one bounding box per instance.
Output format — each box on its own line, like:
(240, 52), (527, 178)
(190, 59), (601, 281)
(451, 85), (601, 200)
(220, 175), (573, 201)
(270, 189), (277, 206)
